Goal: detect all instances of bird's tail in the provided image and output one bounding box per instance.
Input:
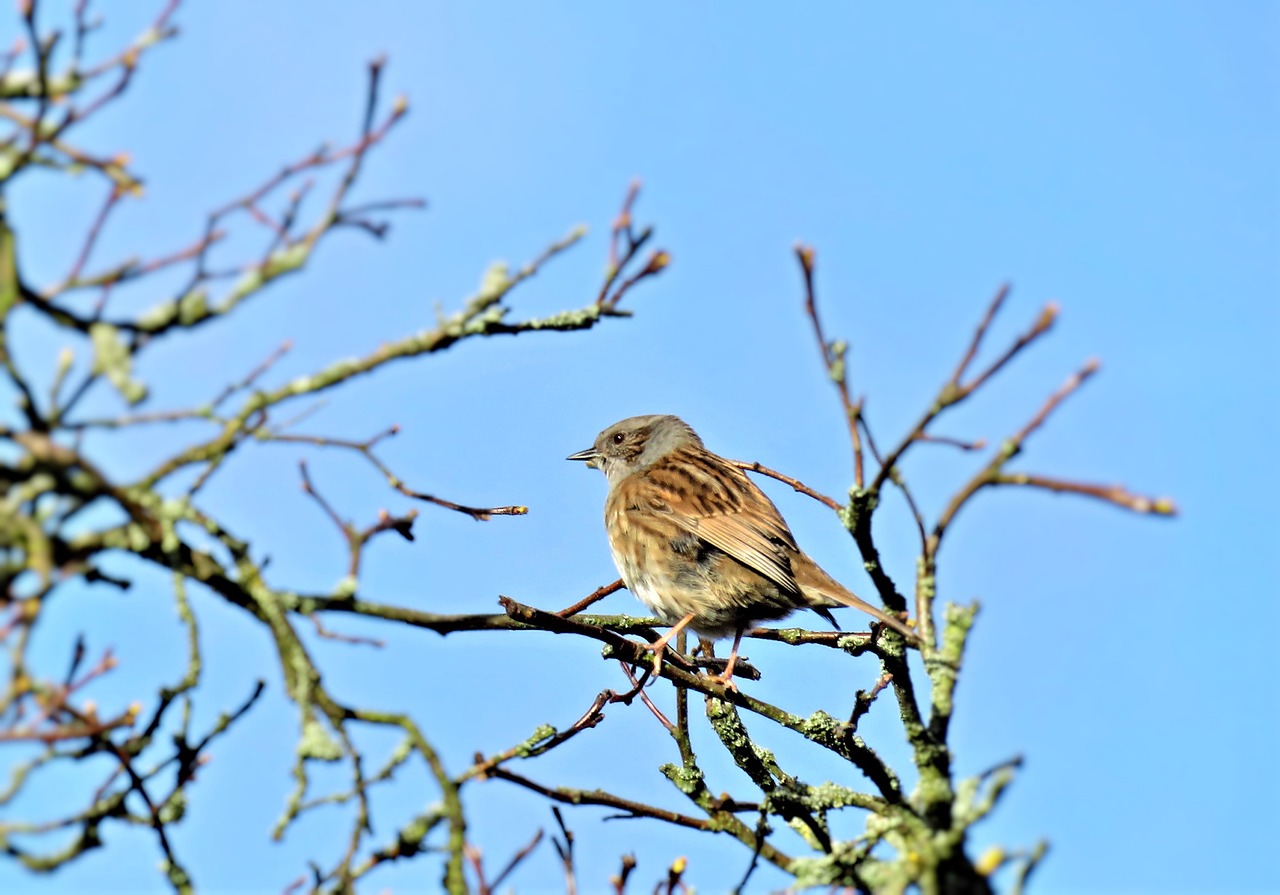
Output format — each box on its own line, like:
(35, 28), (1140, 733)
(799, 563), (920, 644)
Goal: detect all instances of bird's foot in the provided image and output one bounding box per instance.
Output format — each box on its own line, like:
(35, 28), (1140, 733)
(646, 641), (669, 680)
(707, 669), (740, 694)
(642, 612), (697, 682)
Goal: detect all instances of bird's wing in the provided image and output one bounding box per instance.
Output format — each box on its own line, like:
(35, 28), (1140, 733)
(636, 448), (801, 596)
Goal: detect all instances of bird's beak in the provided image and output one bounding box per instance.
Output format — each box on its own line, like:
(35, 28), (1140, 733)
(566, 447), (600, 469)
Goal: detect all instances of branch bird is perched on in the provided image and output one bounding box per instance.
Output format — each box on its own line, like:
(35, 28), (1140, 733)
(568, 414), (918, 689)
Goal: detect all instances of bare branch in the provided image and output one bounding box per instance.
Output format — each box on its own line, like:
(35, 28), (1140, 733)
(796, 243), (865, 486)
(732, 459), (841, 511)
(556, 579), (625, 617)
(990, 473), (1177, 516)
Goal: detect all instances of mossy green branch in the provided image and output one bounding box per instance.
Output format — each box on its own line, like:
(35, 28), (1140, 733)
(928, 601), (978, 743)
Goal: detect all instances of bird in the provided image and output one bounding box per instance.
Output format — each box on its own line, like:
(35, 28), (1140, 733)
(567, 414), (917, 689)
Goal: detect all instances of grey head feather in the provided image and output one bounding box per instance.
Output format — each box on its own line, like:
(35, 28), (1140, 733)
(592, 414), (703, 485)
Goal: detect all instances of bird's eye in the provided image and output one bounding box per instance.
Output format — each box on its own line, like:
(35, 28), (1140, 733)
(612, 432), (625, 445)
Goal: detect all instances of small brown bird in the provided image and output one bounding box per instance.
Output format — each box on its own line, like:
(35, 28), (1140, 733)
(568, 414), (917, 688)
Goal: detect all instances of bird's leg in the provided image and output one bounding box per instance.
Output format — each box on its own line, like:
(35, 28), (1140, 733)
(709, 625), (747, 692)
(646, 613), (696, 677)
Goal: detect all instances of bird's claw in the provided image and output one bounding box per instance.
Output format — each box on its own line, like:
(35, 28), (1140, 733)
(709, 671), (740, 694)
(646, 642), (668, 682)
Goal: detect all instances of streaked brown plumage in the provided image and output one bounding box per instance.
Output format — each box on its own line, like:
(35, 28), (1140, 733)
(568, 414), (917, 688)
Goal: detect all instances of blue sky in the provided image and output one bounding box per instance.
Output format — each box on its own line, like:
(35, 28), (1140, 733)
(3, 1), (1277, 893)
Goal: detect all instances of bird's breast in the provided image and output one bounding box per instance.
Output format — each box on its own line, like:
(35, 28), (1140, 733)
(605, 488), (698, 623)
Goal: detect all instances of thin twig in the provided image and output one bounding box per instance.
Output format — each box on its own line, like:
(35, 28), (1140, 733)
(595, 181), (668, 312)
(857, 411), (928, 552)
(550, 807), (577, 895)
(796, 243), (865, 486)
(308, 615), (386, 648)
(271, 429), (528, 521)
(611, 853), (637, 894)
(461, 689), (616, 783)
(489, 828), (544, 892)
(298, 460), (347, 535)
(556, 579), (624, 616)
(732, 460), (840, 511)
(934, 360), (1102, 543)
(62, 185), (121, 291)
(869, 287), (1057, 496)
(619, 664), (674, 732)
(916, 432), (987, 452)
(962, 302), (1060, 399)
(990, 473), (1176, 516)
(486, 766), (717, 832)
(849, 672), (893, 729)
(950, 283), (1011, 385)
(212, 340), (294, 409)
